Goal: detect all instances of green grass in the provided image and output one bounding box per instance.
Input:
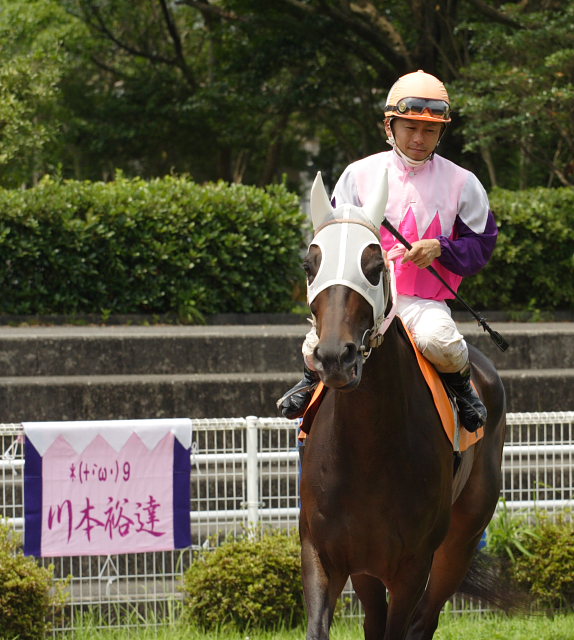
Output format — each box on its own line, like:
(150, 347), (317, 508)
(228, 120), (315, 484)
(433, 613), (574, 639)
(66, 613), (574, 640)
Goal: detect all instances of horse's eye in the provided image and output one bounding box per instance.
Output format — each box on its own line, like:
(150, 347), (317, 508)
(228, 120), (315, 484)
(361, 245), (385, 285)
(303, 257), (315, 283)
(303, 246), (321, 283)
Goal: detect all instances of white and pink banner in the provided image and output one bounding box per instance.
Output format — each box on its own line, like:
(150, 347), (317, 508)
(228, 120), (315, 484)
(23, 419), (192, 557)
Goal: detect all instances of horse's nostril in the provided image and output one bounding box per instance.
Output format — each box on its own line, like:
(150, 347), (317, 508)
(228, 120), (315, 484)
(341, 342), (357, 366)
(314, 342), (357, 370)
(313, 345), (326, 366)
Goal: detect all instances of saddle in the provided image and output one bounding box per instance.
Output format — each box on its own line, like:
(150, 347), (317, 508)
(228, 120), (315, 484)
(300, 320), (484, 453)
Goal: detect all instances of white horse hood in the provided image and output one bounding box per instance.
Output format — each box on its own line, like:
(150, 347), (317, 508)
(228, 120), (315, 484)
(307, 171), (390, 328)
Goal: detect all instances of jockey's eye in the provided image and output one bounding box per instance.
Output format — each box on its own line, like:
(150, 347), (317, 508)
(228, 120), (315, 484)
(361, 245), (385, 286)
(303, 245), (321, 284)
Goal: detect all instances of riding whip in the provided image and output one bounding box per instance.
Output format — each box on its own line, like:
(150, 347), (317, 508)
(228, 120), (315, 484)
(380, 218), (509, 352)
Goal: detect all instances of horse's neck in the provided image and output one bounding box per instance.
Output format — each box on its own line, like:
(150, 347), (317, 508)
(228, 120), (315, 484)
(330, 322), (419, 438)
(361, 321), (414, 394)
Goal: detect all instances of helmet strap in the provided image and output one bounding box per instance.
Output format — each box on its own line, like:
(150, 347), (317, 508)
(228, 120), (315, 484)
(385, 117), (446, 168)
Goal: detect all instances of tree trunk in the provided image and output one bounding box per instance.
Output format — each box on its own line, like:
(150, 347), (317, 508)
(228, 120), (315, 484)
(480, 145), (497, 189)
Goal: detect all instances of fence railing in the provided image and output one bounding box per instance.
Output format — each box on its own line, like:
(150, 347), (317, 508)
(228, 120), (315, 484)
(1, 411), (574, 633)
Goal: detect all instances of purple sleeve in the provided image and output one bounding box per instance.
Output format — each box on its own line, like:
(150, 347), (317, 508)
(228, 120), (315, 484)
(437, 210), (498, 277)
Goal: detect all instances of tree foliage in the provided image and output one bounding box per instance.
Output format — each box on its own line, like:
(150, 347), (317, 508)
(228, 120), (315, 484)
(0, 0), (73, 186)
(0, 1), (572, 189)
(453, 1), (574, 188)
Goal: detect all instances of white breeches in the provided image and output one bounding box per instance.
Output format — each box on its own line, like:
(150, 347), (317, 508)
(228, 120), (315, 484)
(396, 295), (468, 373)
(302, 294), (468, 374)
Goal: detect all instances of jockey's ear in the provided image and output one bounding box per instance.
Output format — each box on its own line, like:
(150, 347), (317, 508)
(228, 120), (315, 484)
(310, 171), (334, 231)
(384, 118), (393, 138)
(363, 169), (388, 228)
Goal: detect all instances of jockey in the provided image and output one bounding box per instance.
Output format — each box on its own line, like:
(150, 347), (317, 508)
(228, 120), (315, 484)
(279, 70), (498, 433)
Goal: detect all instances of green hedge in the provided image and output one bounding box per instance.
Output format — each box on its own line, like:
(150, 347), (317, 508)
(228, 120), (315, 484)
(182, 530), (303, 630)
(486, 507), (574, 610)
(458, 186), (574, 312)
(513, 516), (574, 609)
(0, 178), (571, 318)
(0, 175), (307, 321)
(0, 522), (67, 639)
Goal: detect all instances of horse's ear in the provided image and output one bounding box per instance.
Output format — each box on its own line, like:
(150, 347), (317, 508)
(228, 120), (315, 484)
(310, 171), (334, 231)
(362, 169), (389, 228)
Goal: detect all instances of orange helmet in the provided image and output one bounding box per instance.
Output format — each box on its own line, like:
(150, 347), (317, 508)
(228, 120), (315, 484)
(384, 70), (451, 123)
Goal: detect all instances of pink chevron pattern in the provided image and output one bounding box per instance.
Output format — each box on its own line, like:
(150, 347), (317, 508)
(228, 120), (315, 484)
(380, 207), (462, 300)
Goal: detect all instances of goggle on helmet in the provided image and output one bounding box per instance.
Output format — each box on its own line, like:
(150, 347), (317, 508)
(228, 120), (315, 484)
(384, 70), (452, 123)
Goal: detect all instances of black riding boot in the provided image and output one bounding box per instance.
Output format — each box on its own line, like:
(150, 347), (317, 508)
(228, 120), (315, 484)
(277, 364), (319, 420)
(440, 363), (487, 433)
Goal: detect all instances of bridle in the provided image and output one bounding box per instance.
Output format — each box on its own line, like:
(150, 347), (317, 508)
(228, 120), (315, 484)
(313, 217), (381, 241)
(307, 215), (396, 363)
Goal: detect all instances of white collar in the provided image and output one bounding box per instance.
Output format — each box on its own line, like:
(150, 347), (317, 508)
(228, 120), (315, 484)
(386, 136), (433, 168)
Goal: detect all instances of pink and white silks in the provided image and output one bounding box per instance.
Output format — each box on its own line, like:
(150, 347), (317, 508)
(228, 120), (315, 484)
(303, 150), (498, 373)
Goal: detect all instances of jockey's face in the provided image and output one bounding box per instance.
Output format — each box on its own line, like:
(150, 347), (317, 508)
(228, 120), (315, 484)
(386, 118), (443, 162)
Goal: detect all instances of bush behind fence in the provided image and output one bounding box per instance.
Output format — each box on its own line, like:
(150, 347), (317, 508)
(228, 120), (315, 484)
(1, 413), (574, 634)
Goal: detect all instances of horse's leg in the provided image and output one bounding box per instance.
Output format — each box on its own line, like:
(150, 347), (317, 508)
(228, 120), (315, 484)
(403, 508), (485, 639)
(301, 533), (347, 640)
(351, 574), (388, 640)
(404, 352), (505, 640)
(384, 556), (433, 640)
(405, 447), (502, 640)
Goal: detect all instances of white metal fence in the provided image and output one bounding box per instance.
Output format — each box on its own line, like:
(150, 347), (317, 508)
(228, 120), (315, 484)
(1, 412), (574, 633)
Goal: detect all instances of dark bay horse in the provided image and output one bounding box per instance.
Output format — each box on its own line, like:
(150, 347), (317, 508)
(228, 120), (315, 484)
(299, 172), (506, 640)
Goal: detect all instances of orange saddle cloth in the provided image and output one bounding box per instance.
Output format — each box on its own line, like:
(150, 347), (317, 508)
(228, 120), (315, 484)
(300, 324), (484, 453)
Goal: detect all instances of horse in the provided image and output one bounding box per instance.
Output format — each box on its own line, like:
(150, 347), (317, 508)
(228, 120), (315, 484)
(298, 171), (506, 640)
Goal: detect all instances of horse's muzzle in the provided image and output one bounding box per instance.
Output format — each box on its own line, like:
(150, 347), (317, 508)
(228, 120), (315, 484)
(313, 341), (364, 391)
